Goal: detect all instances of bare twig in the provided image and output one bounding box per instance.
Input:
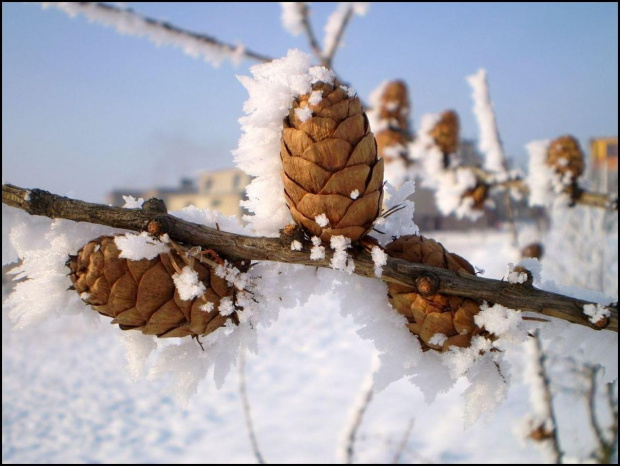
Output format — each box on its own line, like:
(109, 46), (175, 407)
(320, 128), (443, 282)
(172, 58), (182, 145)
(298, 3), (324, 64)
(341, 354), (379, 464)
(41, 2), (273, 65)
(391, 418), (415, 464)
(238, 350), (266, 464)
(532, 331), (563, 463)
(583, 365), (618, 463)
(2, 183), (618, 333)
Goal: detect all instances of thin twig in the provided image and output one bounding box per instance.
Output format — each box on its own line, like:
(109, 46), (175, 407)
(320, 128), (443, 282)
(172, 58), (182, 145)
(238, 350), (266, 464)
(2, 183), (618, 333)
(391, 418), (415, 464)
(324, 4), (354, 68)
(532, 331), (563, 463)
(298, 3), (324, 64)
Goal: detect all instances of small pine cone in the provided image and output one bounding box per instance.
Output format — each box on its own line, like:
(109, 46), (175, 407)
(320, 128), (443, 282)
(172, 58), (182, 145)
(281, 81), (384, 242)
(521, 242), (544, 260)
(547, 135), (584, 199)
(430, 110), (460, 163)
(67, 236), (234, 339)
(377, 80), (411, 132)
(385, 235), (484, 351)
(462, 180), (490, 210)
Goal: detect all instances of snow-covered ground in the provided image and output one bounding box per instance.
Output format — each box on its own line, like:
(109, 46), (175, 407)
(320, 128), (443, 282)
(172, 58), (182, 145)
(3, 224), (617, 464)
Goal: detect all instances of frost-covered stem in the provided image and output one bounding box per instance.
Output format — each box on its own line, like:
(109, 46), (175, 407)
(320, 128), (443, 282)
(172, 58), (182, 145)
(238, 350), (266, 464)
(324, 4), (354, 68)
(469, 168), (618, 212)
(584, 366), (618, 463)
(503, 191), (519, 248)
(391, 418), (415, 464)
(340, 354), (379, 464)
(298, 3), (325, 64)
(2, 183), (618, 333)
(532, 331), (563, 463)
(41, 2), (273, 64)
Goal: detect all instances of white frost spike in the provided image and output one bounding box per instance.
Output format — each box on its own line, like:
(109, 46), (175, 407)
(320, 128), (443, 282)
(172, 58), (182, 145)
(234, 50), (324, 237)
(330, 235), (354, 274)
(218, 296), (236, 316)
(279, 2), (304, 36)
(466, 68), (506, 173)
(310, 236), (326, 260)
(172, 266), (207, 301)
(350, 189), (360, 200)
(199, 302), (215, 312)
(42, 2), (248, 67)
(114, 231), (169, 260)
(506, 263), (528, 284)
(371, 246), (387, 277)
(295, 106), (313, 122)
(309, 90), (323, 105)
(429, 333), (448, 347)
(119, 331), (157, 381)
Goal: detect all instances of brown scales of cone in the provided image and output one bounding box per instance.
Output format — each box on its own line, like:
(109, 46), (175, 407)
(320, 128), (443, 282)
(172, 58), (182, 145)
(67, 236), (235, 339)
(281, 81), (384, 243)
(385, 235), (486, 352)
(430, 110), (460, 168)
(547, 135), (584, 200)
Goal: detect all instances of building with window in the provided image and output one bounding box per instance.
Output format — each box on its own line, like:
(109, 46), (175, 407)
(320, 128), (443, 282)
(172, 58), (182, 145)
(108, 168), (252, 219)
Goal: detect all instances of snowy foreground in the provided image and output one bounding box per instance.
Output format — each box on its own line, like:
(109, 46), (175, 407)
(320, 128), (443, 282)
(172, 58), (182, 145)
(3, 227), (616, 464)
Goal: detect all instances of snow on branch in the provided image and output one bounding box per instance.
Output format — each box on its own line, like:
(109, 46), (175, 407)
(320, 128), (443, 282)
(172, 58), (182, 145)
(40, 2), (273, 66)
(466, 69), (507, 174)
(2, 182), (617, 333)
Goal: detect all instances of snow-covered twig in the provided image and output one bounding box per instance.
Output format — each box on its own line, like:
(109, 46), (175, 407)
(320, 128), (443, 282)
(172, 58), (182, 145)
(296, 3), (324, 63)
(2, 183), (618, 333)
(583, 365), (618, 463)
(238, 350), (267, 464)
(40, 2), (273, 66)
(323, 3), (368, 67)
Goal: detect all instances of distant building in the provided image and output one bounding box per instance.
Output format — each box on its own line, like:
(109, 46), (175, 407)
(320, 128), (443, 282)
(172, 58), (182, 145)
(107, 168), (252, 219)
(589, 136), (618, 194)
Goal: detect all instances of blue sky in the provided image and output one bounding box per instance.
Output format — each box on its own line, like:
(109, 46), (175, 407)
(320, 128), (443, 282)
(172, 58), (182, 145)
(2, 2), (618, 203)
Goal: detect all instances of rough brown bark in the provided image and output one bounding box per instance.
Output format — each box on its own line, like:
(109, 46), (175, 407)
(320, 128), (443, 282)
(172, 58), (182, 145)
(2, 183), (617, 333)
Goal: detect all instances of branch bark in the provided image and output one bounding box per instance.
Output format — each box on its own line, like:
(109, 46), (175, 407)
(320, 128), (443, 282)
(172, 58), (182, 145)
(2, 183), (617, 333)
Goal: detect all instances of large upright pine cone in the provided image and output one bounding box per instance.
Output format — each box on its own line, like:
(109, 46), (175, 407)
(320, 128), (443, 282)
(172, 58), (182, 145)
(430, 110), (460, 166)
(67, 236), (234, 338)
(385, 235), (483, 351)
(281, 81), (384, 242)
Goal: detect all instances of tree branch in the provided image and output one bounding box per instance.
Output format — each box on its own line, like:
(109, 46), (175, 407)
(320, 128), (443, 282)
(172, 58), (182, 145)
(2, 183), (617, 333)
(41, 2), (274, 65)
(324, 4), (354, 68)
(297, 3), (324, 64)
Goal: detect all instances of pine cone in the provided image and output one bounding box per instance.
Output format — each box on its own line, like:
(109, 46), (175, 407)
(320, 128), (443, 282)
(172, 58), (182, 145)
(67, 236), (234, 338)
(430, 110), (460, 166)
(376, 129), (409, 163)
(377, 80), (411, 132)
(281, 81), (384, 242)
(385, 235), (484, 351)
(521, 242), (544, 260)
(547, 135), (584, 199)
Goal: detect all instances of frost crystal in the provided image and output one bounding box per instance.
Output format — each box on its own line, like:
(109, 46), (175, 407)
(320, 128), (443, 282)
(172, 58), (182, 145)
(218, 297), (235, 316)
(295, 106), (313, 122)
(330, 235), (354, 274)
(315, 213), (329, 227)
(114, 232), (169, 260)
(290, 240), (303, 251)
(279, 2), (304, 36)
(310, 236), (326, 260)
(429, 333), (448, 346)
(172, 266), (206, 301)
(199, 302), (215, 312)
(583, 303), (610, 325)
(350, 189), (360, 200)
(122, 195), (144, 208)
(308, 90), (323, 105)
(506, 263), (528, 284)
(371, 246), (387, 277)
